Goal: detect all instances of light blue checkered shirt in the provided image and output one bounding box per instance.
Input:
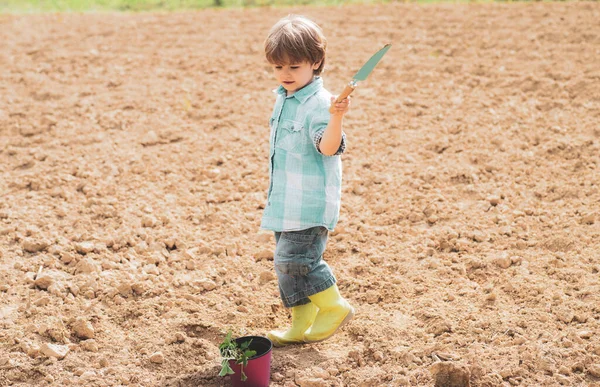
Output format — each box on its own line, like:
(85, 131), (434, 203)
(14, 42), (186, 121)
(260, 77), (346, 232)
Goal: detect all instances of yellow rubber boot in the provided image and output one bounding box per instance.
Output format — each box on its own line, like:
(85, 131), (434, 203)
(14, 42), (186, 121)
(267, 302), (317, 347)
(303, 284), (354, 343)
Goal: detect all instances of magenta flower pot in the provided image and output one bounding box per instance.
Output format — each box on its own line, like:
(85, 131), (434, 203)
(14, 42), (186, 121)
(228, 336), (272, 387)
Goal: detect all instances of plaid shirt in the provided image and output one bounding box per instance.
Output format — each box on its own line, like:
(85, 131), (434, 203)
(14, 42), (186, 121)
(260, 77), (346, 232)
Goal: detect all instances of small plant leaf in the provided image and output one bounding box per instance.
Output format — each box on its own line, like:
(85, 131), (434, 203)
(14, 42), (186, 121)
(219, 360), (234, 377)
(240, 340), (252, 350)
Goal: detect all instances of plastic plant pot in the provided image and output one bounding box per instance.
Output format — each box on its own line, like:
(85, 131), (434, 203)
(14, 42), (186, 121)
(228, 336), (273, 387)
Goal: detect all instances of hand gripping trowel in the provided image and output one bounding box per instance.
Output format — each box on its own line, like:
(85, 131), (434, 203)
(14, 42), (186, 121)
(329, 44), (392, 114)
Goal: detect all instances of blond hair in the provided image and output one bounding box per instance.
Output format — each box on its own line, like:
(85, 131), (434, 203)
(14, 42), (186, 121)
(265, 15), (327, 76)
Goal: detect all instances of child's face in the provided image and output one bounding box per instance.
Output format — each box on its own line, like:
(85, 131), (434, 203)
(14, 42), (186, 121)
(271, 60), (321, 95)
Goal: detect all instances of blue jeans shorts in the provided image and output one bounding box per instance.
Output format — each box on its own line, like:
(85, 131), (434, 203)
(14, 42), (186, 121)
(274, 226), (336, 308)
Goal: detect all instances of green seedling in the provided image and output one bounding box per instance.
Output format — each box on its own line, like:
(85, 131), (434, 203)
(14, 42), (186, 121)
(219, 330), (257, 381)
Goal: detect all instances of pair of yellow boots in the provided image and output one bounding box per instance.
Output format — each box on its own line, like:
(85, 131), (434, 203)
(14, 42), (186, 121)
(267, 284), (354, 346)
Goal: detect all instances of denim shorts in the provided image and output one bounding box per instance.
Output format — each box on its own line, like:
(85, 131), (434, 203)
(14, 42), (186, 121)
(273, 226), (336, 308)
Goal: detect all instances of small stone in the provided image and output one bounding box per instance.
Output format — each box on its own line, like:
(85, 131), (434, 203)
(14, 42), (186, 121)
(510, 256), (522, 265)
(295, 374), (328, 386)
(194, 279), (217, 291)
(68, 284), (80, 296)
(185, 260), (195, 270)
(142, 215), (158, 228)
(272, 372), (284, 382)
(25, 343), (40, 358)
(132, 282), (146, 295)
(366, 290), (380, 304)
(558, 365), (570, 375)
(493, 255), (512, 269)
(72, 318), (95, 340)
(75, 258), (98, 274)
(578, 330), (592, 339)
(430, 362), (471, 387)
(134, 241), (148, 254)
(571, 362), (584, 373)
(80, 339), (99, 352)
(471, 231), (487, 243)
(587, 364), (600, 378)
(486, 293), (497, 302)
(427, 215), (439, 224)
(117, 283), (132, 297)
(0, 227), (15, 236)
(164, 238), (177, 249)
(34, 296), (50, 306)
(34, 275), (54, 290)
(182, 249), (196, 260)
(22, 239), (50, 253)
(143, 264), (159, 275)
(581, 214), (595, 225)
(80, 371), (97, 380)
(327, 366), (340, 377)
(558, 310), (574, 324)
(40, 343), (70, 359)
(173, 332), (186, 343)
(211, 246), (226, 256)
(513, 336), (526, 345)
(149, 352), (164, 364)
(75, 242), (95, 255)
(487, 195), (501, 206)
(60, 252), (76, 264)
(141, 131), (160, 146)
(429, 320), (452, 336)
(538, 357), (555, 373)
(258, 271), (276, 285)
(256, 233), (273, 243)
(255, 249), (273, 262)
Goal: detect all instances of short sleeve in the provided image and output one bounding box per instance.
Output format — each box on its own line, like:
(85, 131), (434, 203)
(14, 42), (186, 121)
(309, 113), (347, 156)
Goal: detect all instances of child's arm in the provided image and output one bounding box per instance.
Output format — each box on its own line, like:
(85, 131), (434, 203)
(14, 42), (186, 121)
(319, 97), (351, 156)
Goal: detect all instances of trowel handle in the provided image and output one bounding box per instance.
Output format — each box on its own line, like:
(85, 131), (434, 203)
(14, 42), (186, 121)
(329, 81), (356, 114)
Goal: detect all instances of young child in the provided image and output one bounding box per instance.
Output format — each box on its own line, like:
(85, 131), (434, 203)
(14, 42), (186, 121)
(261, 15), (354, 347)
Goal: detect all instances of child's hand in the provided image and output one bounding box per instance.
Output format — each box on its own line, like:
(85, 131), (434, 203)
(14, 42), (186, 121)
(330, 96), (351, 117)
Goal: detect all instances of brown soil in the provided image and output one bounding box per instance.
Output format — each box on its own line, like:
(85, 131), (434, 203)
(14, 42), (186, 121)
(1, 2), (600, 386)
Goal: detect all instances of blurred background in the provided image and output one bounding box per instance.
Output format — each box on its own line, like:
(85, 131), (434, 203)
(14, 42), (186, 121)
(2, 0), (493, 13)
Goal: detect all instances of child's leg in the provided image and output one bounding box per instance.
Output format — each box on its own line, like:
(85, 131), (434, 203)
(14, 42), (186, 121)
(268, 227), (334, 346)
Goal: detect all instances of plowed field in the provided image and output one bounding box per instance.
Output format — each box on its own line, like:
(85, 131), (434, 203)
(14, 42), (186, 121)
(1, 2), (599, 386)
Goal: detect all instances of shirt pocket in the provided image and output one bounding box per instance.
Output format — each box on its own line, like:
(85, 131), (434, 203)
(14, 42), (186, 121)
(275, 119), (307, 154)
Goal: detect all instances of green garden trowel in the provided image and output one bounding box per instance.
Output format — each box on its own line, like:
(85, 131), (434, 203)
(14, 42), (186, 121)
(329, 43), (392, 113)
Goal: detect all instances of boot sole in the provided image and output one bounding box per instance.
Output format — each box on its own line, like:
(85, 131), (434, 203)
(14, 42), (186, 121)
(267, 331), (305, 347)
(303, 306), (355, 343)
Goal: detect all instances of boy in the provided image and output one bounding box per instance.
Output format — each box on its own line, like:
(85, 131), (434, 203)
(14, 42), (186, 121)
(261, 15), (354, 347)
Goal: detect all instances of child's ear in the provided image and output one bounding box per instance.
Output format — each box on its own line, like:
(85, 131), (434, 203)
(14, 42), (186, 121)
(313, 60), (322, 70)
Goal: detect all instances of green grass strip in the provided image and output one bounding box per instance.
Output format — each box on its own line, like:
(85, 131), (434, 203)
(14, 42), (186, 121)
(0, 0), (504, 13)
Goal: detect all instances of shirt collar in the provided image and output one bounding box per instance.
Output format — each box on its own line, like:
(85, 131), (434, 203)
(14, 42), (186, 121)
(273, 77), (323, 104)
